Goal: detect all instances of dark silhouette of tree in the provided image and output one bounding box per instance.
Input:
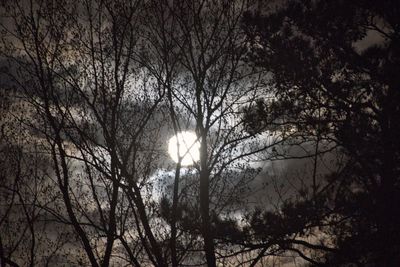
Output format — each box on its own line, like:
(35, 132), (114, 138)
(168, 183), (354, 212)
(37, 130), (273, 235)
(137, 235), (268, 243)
(242, 0), (400, 265)
(1, 0), (169, 266)
(142, 0), (284, 265)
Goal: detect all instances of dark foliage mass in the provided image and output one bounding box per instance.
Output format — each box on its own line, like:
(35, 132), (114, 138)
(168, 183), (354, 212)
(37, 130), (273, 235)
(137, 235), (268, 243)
(0, 0), (399, 266)
(242, 0), (400, 265)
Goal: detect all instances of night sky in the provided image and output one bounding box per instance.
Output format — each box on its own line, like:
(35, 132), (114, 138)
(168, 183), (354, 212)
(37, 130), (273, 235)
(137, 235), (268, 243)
(1, 0), (399, 266)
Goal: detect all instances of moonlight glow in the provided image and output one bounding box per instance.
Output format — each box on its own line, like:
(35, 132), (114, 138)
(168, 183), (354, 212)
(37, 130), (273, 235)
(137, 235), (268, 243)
(168, 131), (200, 166)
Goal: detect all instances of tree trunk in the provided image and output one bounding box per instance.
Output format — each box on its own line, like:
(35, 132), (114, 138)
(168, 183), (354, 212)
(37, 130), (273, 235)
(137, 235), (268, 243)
(199, 133), (216, 267)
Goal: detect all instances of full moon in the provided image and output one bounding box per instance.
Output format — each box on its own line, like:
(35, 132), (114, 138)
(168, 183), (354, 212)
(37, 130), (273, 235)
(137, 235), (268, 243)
(168, 131), (200, 166)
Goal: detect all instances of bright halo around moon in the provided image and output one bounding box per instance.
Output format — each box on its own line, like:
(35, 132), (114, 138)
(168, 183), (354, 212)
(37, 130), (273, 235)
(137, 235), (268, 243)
(168, 131), (200, 166)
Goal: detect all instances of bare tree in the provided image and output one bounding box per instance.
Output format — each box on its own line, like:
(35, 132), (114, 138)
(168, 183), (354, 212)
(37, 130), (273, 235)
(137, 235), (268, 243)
(1, 0), (170, 265)
(140, 0), (294, 265)
(0, 0), (338, 266)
